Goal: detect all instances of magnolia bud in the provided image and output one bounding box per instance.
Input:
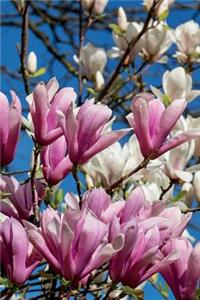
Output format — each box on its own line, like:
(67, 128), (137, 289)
(27, 51), (37, 74)
(118, 7), (128, 31)
(95, 71), (105, 91)
(194, 171), (200, 202)
(82, 0), (94, 10)
(93, 0), (108, 14)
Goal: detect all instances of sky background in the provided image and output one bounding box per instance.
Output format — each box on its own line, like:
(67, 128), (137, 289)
(1, 1), (200, 299)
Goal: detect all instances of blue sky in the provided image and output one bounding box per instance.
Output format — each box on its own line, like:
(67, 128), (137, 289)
(1, 1), (200, 299)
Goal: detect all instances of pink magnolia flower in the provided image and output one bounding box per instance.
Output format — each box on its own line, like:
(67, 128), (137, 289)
(0, 217), (41, 285)
(109, 216), (179, 288)
(41, 135), (73, 186)
(59, 99), (129, 165)
(26, 207), (123, 284)
(127, 93), (200, 159)
(0, 91), (21, 166)
(27, 77), (76, 145)
(160, 238), (200, 300)
(0, 175), (44, 220)
(82, 188), (125, 223)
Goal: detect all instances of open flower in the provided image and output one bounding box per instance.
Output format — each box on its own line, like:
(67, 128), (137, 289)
(0, 217), (41, 285)
(26, 207), (123, 284)
(27, 77), (76, 145)
(127, 93), (200, 159)
(174, 20), (200, 63)
(0, 175), (44, 220)
(59, 99), (129, 165)
(0, 91), (21, 166)
(162, 67), (200, 102)
(160, 238), (200, 300)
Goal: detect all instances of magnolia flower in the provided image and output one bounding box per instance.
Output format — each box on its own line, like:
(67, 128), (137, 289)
(127, 93), (200, 159)
(27, 78), (76, 146)
(77, 43), (107, 80)
(162, 67), (200, 102)
(82, 0), (108, 14)
(95, 71), (105, 91)
(144, 0), (175, 18)
(194, 171), (200, 202)
(59, 99), (129, 165)
(118, 7), (128, 31)
(0, 217), (41, 285)
(160, 238), (200, 300)
(0, 175), (44, 220)
(174, 20), (200, 63)
(27, 51), (37, 74)
(141, 23), (173, 61)
(186, 115), (200, 157)
(108, 22), (144, 63)
(41, 136), (73, 186)
(0, 91), (21, 166)
(26, 207), (123, 284)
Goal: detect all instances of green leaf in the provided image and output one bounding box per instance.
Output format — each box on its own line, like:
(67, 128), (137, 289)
(171, 190), (187, 203)
(109, 23), (123, 36)
(31, 67), (46, 78)
(87, 87), (97, 96)
(122, 286), (144, 299)
(158, 9), (169, 21)
(0, 277), (9, 287)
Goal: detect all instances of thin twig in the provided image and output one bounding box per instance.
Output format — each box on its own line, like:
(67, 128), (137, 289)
(184, 206), (200, 214)
(30, 142), (42, 223)
(72, 165), (82, 207)
(20, 1), (30, 94)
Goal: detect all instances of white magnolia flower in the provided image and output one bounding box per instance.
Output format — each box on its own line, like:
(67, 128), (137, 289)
(108, 22), (144, 63)
(118, 7), (128, 32)
(77, 43), (107, 80)
(95, 70), (105, 91)
(83, 135), (143, 188)
(27, 51), (37, 74)
(162, 67), (200, 102)
(194, 171), (200, 202)
(143, 0), (175, 18)
(141, 23), (173, 61)
(82, 0), (108, 14)
(174, 20), (200, 63)
(163, 116), (195, 183)
(186, 116), (200, 157)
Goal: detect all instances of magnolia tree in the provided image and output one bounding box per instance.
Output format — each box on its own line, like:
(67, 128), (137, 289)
(1, 0), (200, 299)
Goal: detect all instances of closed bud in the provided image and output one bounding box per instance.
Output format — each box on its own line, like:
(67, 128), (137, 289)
(194, 171), (200, 202)
(118, 7), (128, 32)
(95, 71), (105, 91)
(27, 51), (37, 74)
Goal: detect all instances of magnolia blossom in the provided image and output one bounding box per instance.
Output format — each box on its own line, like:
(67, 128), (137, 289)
(26, 207), (123, 284)
(0, 91), (21, 166)
(118, 7), (128, 31)
(77, 43), (107, 80)
(186, 115), (200, 157)
(141, 23), (173, 61)
(95, 70), (105, 91)
(82, 0), (108, 14)
(27, 77), (76, 146)
(194, 171), (200, 202)
(161, 238), (200, 300)
(108, 22), (144, 63)
(27, 51), (37, 74)
(127, 93), (200, 159)
(41, 135), (73, 186)
(0, 175), (44, 220)
(174, 20), (200, 63)
(144, 0), (175, 18)
(0, 217), (41, 285)
(162, 67), (200, 102)
(83, 136), (143, 188)
(59, 99), (129, 165)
